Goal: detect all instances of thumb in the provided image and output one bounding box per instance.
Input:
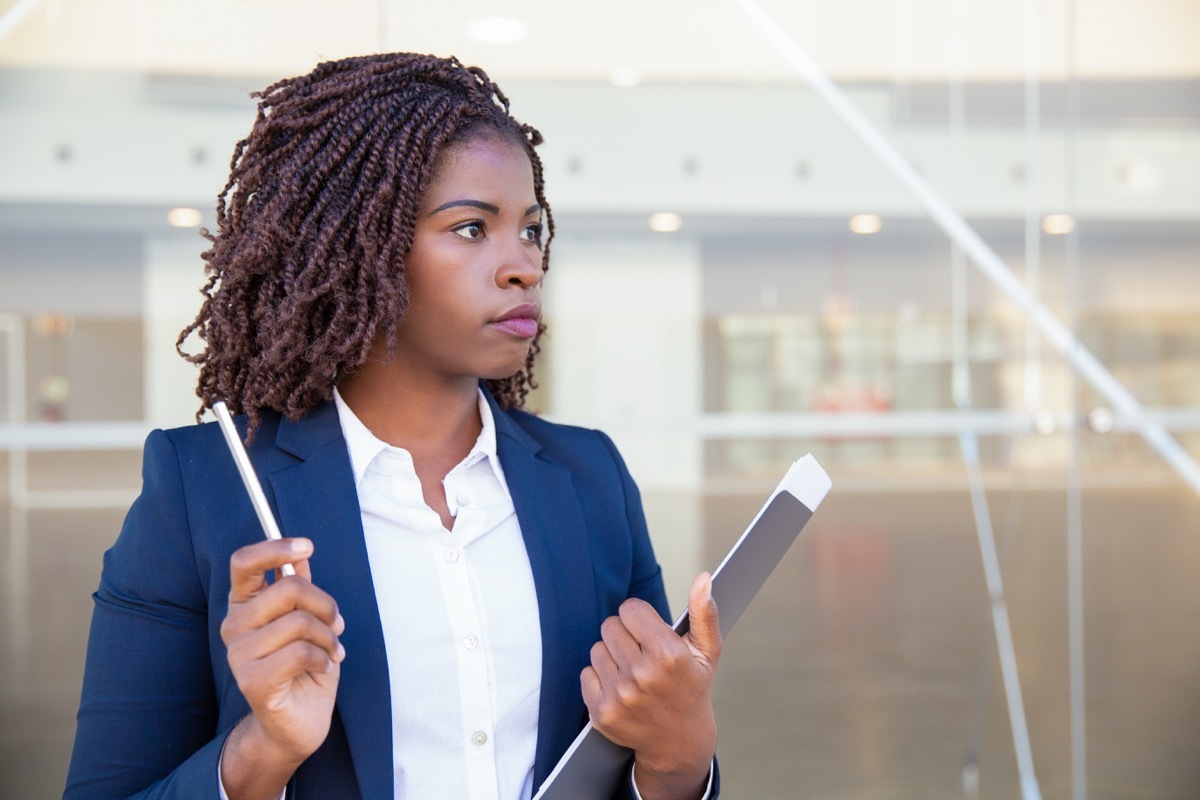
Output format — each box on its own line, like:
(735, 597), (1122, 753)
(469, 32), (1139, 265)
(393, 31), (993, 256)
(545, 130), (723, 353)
(684, 571), (722, 666)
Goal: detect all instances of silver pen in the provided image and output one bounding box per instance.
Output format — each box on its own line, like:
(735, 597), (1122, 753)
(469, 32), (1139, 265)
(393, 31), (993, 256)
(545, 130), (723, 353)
(212, 401), (296, 577)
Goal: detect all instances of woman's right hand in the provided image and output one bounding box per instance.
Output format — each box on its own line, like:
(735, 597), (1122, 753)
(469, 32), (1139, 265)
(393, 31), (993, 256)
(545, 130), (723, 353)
(218, 537), (344, 799)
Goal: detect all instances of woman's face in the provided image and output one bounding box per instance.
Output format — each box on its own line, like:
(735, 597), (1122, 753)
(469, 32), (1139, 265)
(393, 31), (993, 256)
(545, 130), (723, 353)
(388, 133), (545, 388)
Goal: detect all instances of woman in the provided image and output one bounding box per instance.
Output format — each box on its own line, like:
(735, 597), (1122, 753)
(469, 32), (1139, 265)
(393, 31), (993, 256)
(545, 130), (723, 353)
(66, 53), (721, 800)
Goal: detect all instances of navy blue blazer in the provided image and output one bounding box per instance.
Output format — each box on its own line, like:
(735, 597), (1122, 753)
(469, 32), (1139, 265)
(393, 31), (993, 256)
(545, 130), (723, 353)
(66, 394), (718, 799)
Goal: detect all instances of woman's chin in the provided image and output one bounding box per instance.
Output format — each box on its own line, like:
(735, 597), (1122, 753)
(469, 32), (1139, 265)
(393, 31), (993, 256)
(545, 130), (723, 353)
(477, 348), (533, 382)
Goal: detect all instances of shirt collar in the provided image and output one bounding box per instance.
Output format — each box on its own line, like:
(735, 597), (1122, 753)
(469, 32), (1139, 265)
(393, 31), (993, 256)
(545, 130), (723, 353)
(331, 387), (505, 491)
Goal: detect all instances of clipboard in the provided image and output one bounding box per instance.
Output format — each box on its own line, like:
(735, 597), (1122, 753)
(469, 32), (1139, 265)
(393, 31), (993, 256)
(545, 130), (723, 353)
(532, 454), (832, 800)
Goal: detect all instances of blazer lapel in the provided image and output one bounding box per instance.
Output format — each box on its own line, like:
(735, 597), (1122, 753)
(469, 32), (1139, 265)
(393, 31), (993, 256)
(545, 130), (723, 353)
(490, 397), (600, 788)
(268, 403), (393, 800)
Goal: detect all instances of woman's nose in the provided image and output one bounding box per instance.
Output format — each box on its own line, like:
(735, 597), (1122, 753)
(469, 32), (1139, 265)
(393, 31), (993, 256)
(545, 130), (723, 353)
(496, 241), (544, 289)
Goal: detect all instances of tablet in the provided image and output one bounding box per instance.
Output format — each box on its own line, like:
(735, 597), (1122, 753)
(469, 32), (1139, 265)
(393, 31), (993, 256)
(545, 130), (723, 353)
(533, 455), (832, 800)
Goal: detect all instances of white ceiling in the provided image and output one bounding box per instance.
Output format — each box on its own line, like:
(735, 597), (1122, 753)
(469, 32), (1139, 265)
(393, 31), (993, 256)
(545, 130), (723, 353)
(1, 0), (1198, 83)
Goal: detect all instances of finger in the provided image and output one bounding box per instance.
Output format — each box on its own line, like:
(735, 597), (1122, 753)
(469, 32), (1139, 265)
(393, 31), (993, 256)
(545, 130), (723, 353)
(280, 551), (312, 582)
(235, 609), (344, 664)
(617, 598), (678, 659)
(227, 577), (342, 635)
(229, 539), (313, 601)
(580, 665), (603, 710)
(252, 639), (339, 686)
(589, 639), (620, 689)
(599, 614), (642, 669)
(683, 572), (722, 665)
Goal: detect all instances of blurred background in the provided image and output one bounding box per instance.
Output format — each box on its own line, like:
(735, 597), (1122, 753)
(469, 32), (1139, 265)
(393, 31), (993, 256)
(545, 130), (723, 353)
(1, 0), (1198, 797)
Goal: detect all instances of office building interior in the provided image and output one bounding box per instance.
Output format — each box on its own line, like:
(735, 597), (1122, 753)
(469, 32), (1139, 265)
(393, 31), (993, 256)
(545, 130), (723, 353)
(1, 1), (1198, 797)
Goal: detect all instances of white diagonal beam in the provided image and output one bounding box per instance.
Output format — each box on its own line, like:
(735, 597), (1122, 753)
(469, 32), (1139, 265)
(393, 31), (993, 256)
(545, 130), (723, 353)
(728, 0), (1200, 497)
(0, 0), (43, 44)
(960, 431), (1043, 800)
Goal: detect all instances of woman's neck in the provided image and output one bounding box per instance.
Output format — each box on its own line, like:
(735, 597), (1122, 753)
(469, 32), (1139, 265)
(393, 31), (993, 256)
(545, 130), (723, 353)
(336, 367), (483, 462)
(337, 367), (483, 533)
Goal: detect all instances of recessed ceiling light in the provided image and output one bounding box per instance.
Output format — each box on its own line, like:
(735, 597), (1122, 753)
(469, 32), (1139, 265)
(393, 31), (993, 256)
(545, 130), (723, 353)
(848, 214), (882, 235)
(40, 375), (70, 403)
(1086, 406), (1115, 434)
(1041, 213), (1075, 235)
(648, 212), (683, 233)
(466, 17), (529, 44)
(1031, 410), (1058, 436)
(1113, 159), (1160, 192)
(167, 207), (202, 228)
(609, 67), (642, 87)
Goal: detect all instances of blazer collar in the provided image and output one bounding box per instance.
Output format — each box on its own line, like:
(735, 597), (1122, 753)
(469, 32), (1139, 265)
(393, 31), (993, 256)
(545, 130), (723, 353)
(483, 386), (543, 457)
(275, 400), (344, 461)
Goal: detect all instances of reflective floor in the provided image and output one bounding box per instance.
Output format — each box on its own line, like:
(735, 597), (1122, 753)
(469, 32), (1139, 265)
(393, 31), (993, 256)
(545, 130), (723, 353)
(3, 460), (1200, 799)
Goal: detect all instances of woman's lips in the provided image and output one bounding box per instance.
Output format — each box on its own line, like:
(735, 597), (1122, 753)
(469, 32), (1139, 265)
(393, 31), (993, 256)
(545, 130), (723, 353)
(490, 317), (539, 338)
(492, 303), (540, 339)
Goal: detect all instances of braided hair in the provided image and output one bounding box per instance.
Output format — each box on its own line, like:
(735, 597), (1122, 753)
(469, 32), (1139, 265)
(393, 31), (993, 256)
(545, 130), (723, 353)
(178, 53), (554, 435)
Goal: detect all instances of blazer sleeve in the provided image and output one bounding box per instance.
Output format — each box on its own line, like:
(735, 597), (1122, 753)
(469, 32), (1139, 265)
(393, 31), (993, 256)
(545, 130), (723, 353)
(65, 429), (229, 799)
(594, 431), (722, 800)
(594, 430), (670, 622)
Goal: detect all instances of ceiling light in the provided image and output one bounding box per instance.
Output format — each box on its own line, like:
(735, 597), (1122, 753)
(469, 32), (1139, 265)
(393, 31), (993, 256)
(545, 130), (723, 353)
(167, 207), (202, 228)
(609, 67), (642, 87)
(32, 313), (72, 337)
(848, 214), (882, 235)
(1041, 214), (1075, 235)
(1086, 406), (1115, 434)
(40, 375), (70, 403)
(466, 17), (529, 44)
(1031, 410), (1058, 436)
(648, 212), (683, 233)
(1113, 159), (1161, 192)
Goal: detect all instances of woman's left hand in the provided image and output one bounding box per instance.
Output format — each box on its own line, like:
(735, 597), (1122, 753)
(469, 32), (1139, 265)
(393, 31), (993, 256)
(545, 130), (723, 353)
(581, 572), (722, 800)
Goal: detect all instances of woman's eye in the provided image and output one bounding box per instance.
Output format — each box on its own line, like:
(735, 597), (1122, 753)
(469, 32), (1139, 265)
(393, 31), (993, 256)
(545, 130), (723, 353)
(522, 223), (543, 245)
(453, 222), (485, 240)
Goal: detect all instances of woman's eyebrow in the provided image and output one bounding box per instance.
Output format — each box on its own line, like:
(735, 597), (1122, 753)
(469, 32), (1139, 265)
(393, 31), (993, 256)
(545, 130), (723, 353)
(427, 199), (499, 216)
(426, 200), (542, 218)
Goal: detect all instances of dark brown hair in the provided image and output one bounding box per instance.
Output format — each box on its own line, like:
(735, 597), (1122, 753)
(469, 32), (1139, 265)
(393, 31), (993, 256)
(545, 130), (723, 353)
(178, 53), (554, 433)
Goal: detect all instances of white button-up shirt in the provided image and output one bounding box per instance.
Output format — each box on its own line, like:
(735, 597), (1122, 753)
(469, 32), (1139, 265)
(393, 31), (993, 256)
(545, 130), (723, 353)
(334, 388), (543, 800)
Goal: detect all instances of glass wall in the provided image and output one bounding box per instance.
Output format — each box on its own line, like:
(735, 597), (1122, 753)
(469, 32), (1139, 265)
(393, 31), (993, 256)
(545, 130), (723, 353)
(2, 1), (1198, 797)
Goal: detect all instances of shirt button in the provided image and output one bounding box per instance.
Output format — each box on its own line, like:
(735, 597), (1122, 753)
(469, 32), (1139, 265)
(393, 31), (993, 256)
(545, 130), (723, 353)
(456, 494), (471, 507)
(445, 548), (461, 564)
(471, 730), (488, 747)
(463, 634), (479, 651)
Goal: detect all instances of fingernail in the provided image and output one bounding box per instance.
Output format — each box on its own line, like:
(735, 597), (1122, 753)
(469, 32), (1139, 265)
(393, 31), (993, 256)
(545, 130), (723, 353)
(705, 575), (714, 601)
(292, 538), (313, 555)
(334, 613), (346, 634)
(335, 642), (346, 662)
